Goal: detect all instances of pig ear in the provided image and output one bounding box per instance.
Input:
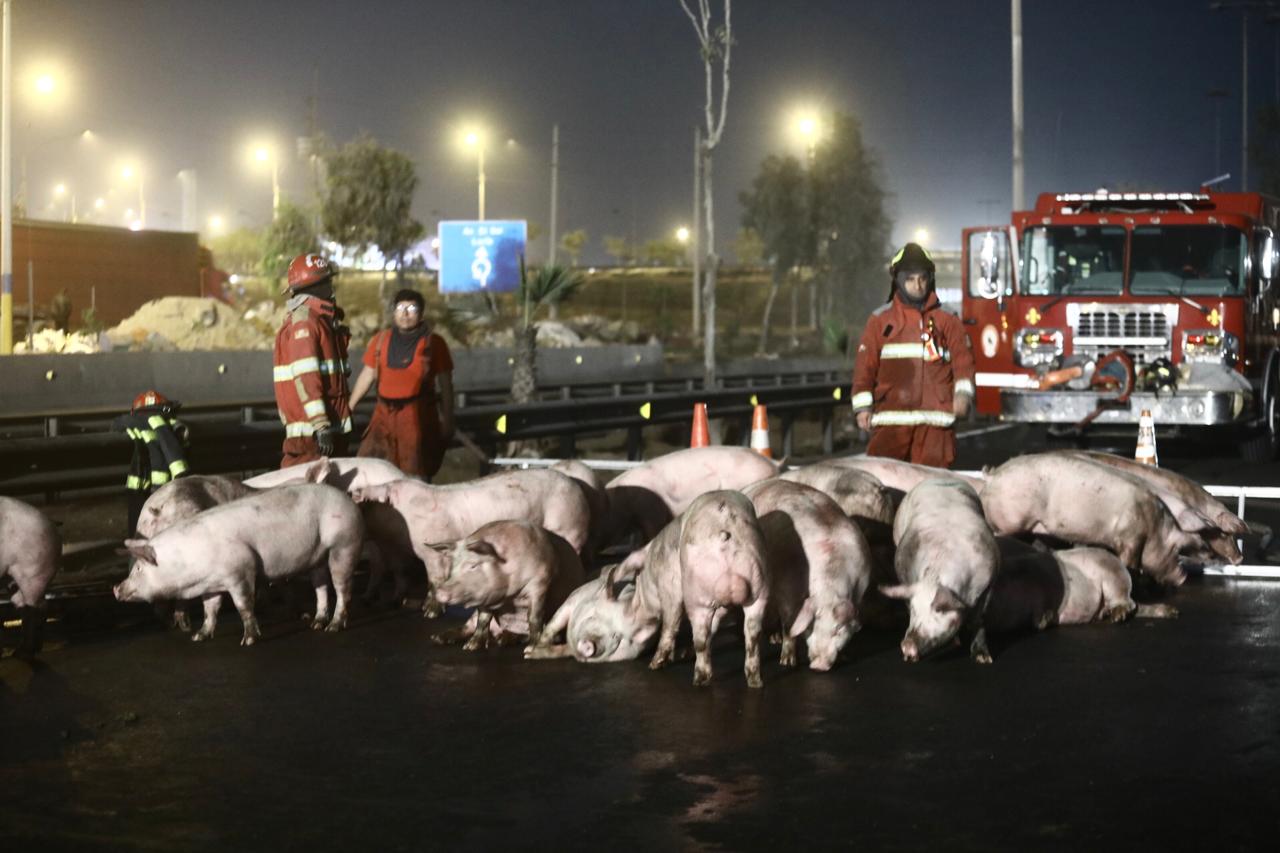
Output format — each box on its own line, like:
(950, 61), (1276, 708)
(931, 586), (966, 613)
(878, 583), (915, 600)
(1173, 508), (1215, 534)
(122, 539), (157, 565)
(306, 458), (332, 485)
(789, 598), (815, 637)
(466, 540), (504, 563)
(146, 505), (161, 517)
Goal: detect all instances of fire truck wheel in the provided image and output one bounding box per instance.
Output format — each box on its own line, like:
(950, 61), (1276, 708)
(1241, 357), (1280, 463)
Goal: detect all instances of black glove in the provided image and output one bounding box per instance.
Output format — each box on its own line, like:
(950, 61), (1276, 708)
(315, 427), (335, 457)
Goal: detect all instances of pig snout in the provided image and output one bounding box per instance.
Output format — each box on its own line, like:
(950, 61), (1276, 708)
(113, 580), (137, 602)
(576, 638), (597, 659)
(713, 573), (751, 606)
(901, 634), (920, 663)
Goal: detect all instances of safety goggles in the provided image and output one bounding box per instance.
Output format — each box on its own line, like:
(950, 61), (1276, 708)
(394, 303), (422, 316)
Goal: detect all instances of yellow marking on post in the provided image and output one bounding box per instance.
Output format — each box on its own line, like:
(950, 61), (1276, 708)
(507, 357), (515, 366)
(639, 402), (652, 420)
(833, 387), (843, 400)
(749, 394), (758, 406)
(496, 414), (508, 435)
(575, 355), (583, 364)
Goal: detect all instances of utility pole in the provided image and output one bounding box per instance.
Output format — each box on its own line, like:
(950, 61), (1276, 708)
(1210, 2), (1280, 190)
(1011, 0), (1025, 212)
(307, 66), (321, 231)
(549, 123), (559, 265)
(691, 125), (702, 337)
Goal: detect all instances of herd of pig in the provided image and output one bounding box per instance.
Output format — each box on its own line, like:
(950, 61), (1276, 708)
(0, 446), (1245, 685)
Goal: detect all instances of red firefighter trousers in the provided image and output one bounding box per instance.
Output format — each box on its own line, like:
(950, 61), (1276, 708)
(866, 424), (957, 469)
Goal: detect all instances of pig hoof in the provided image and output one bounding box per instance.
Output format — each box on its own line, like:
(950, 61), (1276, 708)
(310, 619), (326, 631)
(192, 633), (210, 643)
(241, 635), (256, 647)
(324, 620), (346, 633)
(746, 672), (764, 689)
(422, 600), (444, 619)
(648, 656), (669, 671)
(692, 670), (712, 687)
(780, 650), (797, 667)
(173, 613), (193, 633)
(972, 651), (993, 664)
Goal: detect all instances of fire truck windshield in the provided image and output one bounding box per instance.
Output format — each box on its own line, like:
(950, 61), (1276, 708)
(1129, 225), (1246, 296)
(1021, 226), (1126, 296)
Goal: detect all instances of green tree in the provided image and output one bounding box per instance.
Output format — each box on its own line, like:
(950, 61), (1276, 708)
(640, 237), (686, 266)
(261, 202), (318, 283)
(1252, 105), (1280, 196)
(732, 226), (766, 268)
(810, 111), (893, 330)
(740, 154), (809, 353)
(207, 227), (263, 275)
(559, 229), (588, 266)
(322, 134), (424, 306)
(604, 235), (635, 266)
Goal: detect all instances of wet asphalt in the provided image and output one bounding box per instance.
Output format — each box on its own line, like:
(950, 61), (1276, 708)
(3, 426), (1280, 851)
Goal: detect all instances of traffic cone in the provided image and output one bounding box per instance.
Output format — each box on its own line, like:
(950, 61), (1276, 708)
(690, 403), (710, 448)
(749, 404), (772, 458)
(1135, 409), (1158, 466)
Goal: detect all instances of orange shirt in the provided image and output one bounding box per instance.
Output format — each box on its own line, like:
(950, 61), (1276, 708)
(364, 328), (454, 402)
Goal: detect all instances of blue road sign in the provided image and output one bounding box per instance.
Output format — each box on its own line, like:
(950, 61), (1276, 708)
(438, 220), (527, 293)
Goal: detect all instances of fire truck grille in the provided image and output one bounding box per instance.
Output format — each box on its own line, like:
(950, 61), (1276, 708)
(1071, 308), (1172, 365)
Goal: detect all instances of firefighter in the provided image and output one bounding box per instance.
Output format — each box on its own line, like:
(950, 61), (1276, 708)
(273, 252), (354, 468)
(850, 242), (975, 468)
(348, 289), (455, 480)
(112, 390), (190, 536)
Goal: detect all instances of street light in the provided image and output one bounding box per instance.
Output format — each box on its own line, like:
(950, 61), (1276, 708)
(676, 226), (690, 243)
(119, 163), (144, 228)
(252, 144), (280, 220)
(52, 181), (75, 221)
(913, 227), (930, 245)
(207, 214), (225, 235)
(461, 127), (487, 220)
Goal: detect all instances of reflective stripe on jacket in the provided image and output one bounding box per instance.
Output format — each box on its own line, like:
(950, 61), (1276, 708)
(113, 412), (189, 492)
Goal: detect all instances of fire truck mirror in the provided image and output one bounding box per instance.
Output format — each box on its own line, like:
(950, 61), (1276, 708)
(1259, 231), (1278, 283)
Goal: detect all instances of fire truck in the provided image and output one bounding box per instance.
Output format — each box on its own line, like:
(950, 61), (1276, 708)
(960, 190), (1280, 460)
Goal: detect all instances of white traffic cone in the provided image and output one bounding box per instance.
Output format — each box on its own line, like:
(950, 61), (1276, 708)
(1135, 409), (1158, 466)
(749, 404), (772, 458)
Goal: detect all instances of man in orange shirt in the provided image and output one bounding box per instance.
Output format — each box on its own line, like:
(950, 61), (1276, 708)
(349, 289), (455, 479)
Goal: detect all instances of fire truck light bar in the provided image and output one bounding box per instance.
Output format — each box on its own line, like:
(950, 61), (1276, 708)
(1055, 192), (1210, 203)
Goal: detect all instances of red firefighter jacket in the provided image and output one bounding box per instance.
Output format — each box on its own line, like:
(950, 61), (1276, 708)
(851, 290), (975, 428)
(273, 293), (353, 438)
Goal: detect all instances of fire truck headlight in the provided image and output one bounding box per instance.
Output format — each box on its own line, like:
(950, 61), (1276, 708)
(1181, 329), (1239, 366)
(1014, 327), (1064, 368)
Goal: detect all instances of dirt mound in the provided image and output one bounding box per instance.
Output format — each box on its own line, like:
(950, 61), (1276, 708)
(14, 328), (103, 354)
(108, 297), (273, 351)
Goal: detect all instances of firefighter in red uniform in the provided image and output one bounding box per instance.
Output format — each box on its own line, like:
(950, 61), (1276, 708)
(851, 242), (975, 468)
(273, 253), (354, 468)
(348, 289), (455, 480)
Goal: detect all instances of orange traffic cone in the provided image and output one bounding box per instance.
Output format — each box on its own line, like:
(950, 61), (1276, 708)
(690, 402), (710, 448)
(749, 404), (772, 458)
(1135, 409), (1158, 466)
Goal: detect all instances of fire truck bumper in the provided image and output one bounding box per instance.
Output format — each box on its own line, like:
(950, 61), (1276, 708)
(1000, 389), (1250, 425)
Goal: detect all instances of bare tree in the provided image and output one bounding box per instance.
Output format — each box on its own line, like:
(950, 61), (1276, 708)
(680, 0), (731, 388)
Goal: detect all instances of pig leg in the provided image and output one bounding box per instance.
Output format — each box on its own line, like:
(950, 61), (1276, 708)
(464, 612), (495, 651)
(193, 594), (223, 642)
(421, 582), (445, 619)
(649, 593), (686, 671)
(326, 543), (360, 632)
(226, 582), (261, 647)
(18, 606), (45, 657)
(310, 567), (332, 631)
(361, 542), (388, 605)
(968, 626), (993, 664)
(743, 598), (767, 688)
(690, 605), (718, 687)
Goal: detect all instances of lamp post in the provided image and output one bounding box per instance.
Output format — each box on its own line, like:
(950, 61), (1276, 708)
(120, 164), (144, 228)
(676, 225), (690, 267)
(464, 130), (487, 220)
(792, 110), (823, 336)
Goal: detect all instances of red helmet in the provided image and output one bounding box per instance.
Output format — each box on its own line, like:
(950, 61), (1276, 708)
(132, 390), (171, 412)
(286, 253), (336, 290)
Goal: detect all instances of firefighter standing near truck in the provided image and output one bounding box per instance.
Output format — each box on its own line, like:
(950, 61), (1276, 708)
(851, 242), (975, 468)
(273, 253), (353, 468)
(112, 390), (190, 536)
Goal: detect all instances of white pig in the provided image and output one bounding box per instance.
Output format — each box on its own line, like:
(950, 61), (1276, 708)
(881, 479), (1000, 663)
(0, 496), (60, 655)
(431, 520), (585, 651)
(824, 454), (986, 495)
(114, 463), (364, 646)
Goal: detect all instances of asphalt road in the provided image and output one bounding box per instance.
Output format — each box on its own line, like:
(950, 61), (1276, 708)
(3, 427), (1279, 851)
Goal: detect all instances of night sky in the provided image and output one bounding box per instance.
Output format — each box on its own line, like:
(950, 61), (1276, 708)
(8, 0), (1271, 261)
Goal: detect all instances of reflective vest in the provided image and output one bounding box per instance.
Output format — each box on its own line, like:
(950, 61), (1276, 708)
(112, 411), (190, 492)
(273, 293), (353, 438)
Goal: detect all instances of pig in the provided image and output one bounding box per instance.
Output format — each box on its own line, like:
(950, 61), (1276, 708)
(114, 462), (365, 646)
(528, 490), (770, 686)
(353, 468), (591, 616)
(135, 475), (257, 540)
(823, 454), (986, 495)
(778, 462), (899, 544)
(550, 459), (610, 563)
(980, 454), (1213, 586)
(603, 446), (779, 545)
(985, 539), (1179, 633)
(742, 479), (873, 671)
(1060, 450), (1248, 565)
(430, 520), (585, 651)
(0, 496), (60, 655)
(243, 456), (408, 491)
(881, 479), (1000, 663)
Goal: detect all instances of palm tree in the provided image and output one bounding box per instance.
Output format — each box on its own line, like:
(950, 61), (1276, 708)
(510, 261), (583, 405)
